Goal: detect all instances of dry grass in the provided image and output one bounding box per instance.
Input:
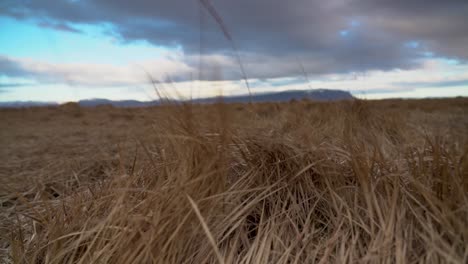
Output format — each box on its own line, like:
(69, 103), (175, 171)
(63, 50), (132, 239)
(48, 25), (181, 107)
(1, 98), (467, 263)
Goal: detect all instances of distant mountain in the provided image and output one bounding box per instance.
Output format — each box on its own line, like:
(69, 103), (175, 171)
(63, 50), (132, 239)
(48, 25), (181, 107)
(194, 89), (354, 104)
(0, 89), (353, 108)
(78, 99), (159, 108)
(0, 101), (58, 108)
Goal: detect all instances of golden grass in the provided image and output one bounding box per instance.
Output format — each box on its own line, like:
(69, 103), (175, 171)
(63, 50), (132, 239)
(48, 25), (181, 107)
(1, 98), (467, 263)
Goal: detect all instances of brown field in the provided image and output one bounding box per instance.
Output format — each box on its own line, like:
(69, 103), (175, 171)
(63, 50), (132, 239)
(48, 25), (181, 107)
(1, 98), (467, 263)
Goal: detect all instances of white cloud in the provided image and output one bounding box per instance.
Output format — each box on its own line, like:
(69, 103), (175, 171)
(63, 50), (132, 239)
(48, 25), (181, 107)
(1, 53), (467, 101)
(4, 54), (194, 87)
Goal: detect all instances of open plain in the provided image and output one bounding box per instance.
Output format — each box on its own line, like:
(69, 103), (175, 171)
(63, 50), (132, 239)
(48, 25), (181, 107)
(1, 98), (467, 263)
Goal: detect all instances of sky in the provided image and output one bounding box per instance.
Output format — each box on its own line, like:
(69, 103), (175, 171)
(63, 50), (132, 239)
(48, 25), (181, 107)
(0, 0), (467, 102)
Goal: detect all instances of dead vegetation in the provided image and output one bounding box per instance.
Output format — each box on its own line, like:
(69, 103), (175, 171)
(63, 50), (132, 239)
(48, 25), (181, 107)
(0, 98), (467, 263)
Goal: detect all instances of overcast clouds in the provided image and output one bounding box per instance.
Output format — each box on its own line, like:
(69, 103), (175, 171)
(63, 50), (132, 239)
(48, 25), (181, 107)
(0, 0), (467, 100)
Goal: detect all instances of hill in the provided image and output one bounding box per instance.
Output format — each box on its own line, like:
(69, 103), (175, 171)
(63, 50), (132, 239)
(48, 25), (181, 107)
(0, 89), (353, 108)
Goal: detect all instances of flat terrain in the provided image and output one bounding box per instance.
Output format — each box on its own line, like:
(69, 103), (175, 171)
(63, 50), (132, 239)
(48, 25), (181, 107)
(1, 98), (467, 263)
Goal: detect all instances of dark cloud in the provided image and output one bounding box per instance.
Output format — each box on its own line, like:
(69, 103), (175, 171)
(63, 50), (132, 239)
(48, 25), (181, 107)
(0, 86), (9, 93)
(0, 83), (30, 88)
(394, 79), (468, 88)
(37, 20), (82, 33)
(349, 0), (468, 59)
(0, 56), (30, 77)
(1, 0), (467, 80)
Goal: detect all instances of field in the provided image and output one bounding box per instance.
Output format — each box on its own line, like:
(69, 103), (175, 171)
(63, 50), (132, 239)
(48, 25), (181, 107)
(1, 98), (467, 263)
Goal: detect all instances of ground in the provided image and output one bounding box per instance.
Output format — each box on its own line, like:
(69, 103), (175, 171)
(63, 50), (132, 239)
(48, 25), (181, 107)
(1, 98), (467, 263)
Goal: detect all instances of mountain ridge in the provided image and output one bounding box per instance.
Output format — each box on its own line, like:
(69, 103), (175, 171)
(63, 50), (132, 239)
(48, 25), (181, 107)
(0, 89), (354, 108)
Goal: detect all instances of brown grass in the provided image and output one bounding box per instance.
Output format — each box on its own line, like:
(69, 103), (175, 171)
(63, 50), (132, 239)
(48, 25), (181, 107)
(1, 98), (467, 263)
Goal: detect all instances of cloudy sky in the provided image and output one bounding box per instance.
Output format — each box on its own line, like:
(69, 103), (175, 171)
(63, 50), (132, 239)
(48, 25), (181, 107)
(1, 0), (467, 102)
